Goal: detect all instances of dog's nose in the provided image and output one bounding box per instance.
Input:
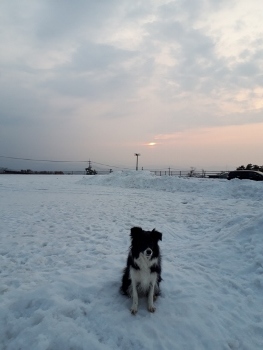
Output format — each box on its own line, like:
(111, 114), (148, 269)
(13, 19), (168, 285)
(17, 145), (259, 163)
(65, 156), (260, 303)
(146, 248), (152, 255)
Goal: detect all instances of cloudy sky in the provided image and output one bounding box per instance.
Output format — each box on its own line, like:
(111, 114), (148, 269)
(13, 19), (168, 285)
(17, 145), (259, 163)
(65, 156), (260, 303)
(0, 0), (263, 171)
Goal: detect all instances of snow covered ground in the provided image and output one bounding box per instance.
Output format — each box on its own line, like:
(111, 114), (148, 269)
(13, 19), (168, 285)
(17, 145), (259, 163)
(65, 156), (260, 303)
(0, 171), (263, 350)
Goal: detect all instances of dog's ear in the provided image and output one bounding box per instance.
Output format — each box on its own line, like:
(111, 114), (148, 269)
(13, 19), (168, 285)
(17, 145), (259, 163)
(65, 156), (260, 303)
(130, 227), (142, 239)
(152, 229), (162, 241)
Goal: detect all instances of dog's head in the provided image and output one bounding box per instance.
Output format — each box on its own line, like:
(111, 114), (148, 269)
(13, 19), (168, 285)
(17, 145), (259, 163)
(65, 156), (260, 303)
(130, 227), (162, 259)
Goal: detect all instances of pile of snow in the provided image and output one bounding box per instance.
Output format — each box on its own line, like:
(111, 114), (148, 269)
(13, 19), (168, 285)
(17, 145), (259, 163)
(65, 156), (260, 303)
(0, 172), (263, 349)
(78, 170), (263, 201)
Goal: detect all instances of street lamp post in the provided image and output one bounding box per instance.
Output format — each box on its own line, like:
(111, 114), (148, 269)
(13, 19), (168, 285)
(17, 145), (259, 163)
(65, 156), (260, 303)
(134, 153), (140, 171)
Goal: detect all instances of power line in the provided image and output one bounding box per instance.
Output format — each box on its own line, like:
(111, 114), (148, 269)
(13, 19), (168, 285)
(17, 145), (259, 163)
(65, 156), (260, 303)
(91, 161), (131, 170)
(0, 155), (133, 170)
(0, 155), (87, 163)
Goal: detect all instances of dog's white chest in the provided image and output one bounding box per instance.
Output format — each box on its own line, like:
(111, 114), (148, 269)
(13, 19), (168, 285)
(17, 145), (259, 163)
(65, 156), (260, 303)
(134, 253), (158, 271)
(130, 254), (158, 294)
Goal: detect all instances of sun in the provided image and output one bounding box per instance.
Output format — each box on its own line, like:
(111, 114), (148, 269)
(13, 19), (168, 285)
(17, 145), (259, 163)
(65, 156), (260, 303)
(147, 142), (156, 146)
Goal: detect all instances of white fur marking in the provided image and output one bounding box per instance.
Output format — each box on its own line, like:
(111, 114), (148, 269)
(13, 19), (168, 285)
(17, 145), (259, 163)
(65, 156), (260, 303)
(129, 253), (159, 314)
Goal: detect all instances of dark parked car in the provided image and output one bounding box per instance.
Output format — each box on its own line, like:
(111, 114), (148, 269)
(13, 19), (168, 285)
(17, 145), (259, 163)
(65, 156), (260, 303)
(208, 171), (229, 179)
(227, 170), (263, 181)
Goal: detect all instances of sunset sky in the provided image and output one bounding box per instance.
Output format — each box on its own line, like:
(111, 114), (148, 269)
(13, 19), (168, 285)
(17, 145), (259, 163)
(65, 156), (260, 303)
(0, 0), (263, 171)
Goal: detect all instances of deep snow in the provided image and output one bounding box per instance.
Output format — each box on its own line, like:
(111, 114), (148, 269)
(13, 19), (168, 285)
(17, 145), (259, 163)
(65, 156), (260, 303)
(0, 172), (263, 350)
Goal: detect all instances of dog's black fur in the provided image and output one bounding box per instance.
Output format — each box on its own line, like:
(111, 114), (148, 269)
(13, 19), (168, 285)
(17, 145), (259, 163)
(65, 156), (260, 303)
(120, 227), (162, 314)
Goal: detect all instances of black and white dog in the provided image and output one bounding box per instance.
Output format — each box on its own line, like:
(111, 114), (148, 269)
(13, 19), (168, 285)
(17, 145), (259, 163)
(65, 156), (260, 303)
(120, 227), (162, 315)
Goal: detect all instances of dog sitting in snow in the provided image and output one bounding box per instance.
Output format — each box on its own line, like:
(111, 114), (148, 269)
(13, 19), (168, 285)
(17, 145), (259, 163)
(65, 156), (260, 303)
(120, 227), (162, 315)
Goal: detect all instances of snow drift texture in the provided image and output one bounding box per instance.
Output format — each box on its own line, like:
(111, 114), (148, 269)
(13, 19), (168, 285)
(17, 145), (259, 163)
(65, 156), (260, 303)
(0, 171), (263, 350)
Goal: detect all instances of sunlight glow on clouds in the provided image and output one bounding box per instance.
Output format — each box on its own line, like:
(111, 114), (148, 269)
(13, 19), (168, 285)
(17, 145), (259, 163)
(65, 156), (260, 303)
(154, 123), (263, 150)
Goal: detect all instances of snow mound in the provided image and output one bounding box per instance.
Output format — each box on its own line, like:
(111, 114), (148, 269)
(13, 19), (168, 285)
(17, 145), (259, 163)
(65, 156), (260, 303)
(78, 170), (263, 201)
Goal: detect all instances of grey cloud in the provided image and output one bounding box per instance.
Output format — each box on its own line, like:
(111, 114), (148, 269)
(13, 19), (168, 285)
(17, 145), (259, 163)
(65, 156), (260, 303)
(123, 0), (155, 20)
(0, 83), (49, 127)
(146, 19), (222, 92)
(253, 49), (263, 60)
(234, 62), (260, 77)
(42, 70), (137, 101)
(35, 0), (119, 42)
(145, 8), (263, 96)
(158, 0), (202, 22)
(69, 42), (136, 71)
(40, 41), (150, 100)
(158, 0), (228, 23)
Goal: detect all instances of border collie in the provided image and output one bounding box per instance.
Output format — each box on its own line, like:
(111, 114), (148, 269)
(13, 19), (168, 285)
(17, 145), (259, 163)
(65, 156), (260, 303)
(120, 227), (162, 315)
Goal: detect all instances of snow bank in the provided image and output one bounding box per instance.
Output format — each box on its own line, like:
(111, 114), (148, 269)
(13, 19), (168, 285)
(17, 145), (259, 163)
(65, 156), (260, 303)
(0, 173), (263, 349)
(78, 170), (263, 200)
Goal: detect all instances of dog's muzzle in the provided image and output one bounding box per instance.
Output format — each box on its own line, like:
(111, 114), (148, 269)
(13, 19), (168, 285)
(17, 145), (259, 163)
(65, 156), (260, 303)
(145, 248), (153, 258)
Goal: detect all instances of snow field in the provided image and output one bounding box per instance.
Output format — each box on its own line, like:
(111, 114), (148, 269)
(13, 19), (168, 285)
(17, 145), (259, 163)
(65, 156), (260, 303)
(0, 172), (263, 349)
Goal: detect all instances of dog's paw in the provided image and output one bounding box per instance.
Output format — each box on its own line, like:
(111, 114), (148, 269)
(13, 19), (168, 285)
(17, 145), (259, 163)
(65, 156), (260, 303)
(130, 308), (137, 315)
(148, 306), (156, 313)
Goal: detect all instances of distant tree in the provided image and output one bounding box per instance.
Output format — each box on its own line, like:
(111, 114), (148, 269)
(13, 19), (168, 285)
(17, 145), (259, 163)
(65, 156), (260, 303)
(246, 164), (253, 170)
(252, 164), (260, 171)
(236, 164), (263, 172)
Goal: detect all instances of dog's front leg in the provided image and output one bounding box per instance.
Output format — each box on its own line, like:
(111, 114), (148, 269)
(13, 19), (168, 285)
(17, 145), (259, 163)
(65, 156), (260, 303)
(148, 282), (156, 313)
(130, 280), (138, 315)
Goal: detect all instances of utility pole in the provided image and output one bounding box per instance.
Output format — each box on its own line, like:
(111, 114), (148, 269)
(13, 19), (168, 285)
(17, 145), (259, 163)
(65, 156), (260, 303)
(134, 153), (141, 171)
